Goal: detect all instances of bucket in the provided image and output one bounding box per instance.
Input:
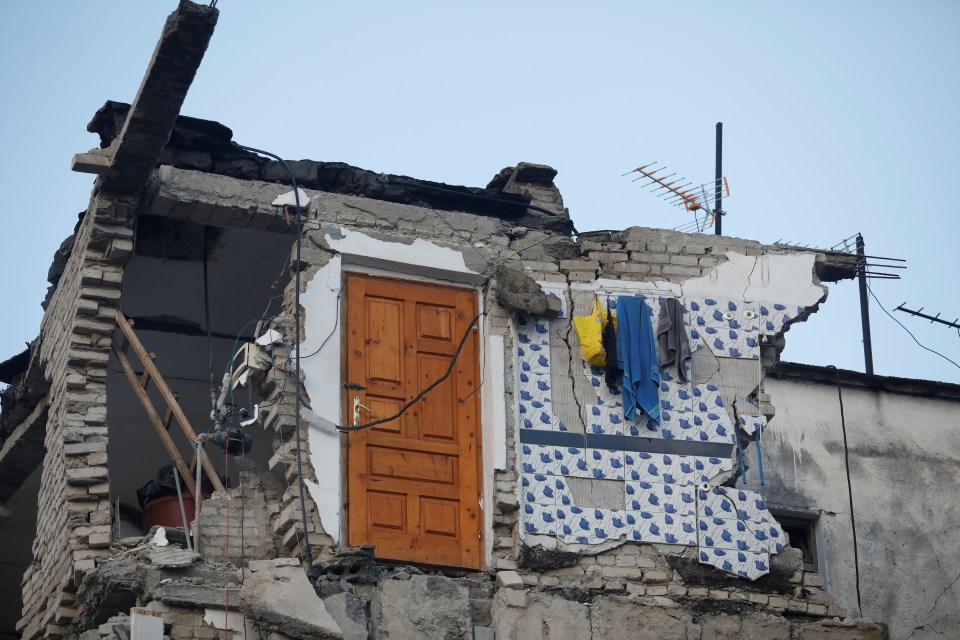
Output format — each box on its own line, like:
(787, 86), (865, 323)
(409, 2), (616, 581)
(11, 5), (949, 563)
(142, 494), (200, 532)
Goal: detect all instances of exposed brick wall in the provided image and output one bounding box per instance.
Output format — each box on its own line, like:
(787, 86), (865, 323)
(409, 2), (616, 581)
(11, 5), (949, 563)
(18, 192), (138, 639)
(575, 227), (776, 283)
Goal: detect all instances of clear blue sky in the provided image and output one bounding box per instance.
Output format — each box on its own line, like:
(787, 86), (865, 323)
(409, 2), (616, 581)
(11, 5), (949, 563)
(1, 1), (958, 390)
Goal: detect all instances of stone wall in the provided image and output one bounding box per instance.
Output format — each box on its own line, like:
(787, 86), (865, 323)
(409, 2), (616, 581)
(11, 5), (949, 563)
(71, 541), (884, 640)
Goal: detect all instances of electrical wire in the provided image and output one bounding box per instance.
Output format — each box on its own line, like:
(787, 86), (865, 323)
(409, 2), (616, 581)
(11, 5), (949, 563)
(238, 144), (313, 568)
(425, 206), (491, 270)
(866, 283), (960, 370)
(826, 365), (863, 618)
(462, 301), (492, 404)
(203, 226), (218, 417)
(338, 311), (486, 431)
(300, 289), (342, 360)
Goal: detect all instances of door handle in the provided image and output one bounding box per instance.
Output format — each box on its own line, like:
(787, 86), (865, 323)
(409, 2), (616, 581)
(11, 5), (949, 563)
(353, 395), (372, 427)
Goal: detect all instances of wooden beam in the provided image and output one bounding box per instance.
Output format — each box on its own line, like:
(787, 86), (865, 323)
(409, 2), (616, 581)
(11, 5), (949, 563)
(115, 310), (226, 493)
(112, 342), (198, 499)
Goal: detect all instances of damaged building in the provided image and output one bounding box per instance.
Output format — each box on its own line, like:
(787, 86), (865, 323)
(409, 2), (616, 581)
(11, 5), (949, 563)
(1, 2), (958, 639)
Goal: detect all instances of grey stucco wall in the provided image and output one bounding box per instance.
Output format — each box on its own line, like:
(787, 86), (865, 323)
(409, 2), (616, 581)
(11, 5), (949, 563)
(747, 375), (960, 640)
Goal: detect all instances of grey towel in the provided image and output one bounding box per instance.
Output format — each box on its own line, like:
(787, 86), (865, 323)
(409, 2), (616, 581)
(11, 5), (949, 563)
(657, 298), (691, 383)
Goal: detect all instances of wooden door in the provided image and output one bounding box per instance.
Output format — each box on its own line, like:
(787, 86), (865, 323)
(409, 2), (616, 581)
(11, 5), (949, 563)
(345, 273), (483, 569)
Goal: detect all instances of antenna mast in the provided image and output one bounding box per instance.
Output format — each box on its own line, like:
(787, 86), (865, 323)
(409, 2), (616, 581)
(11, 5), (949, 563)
(714, 122), (723, 235)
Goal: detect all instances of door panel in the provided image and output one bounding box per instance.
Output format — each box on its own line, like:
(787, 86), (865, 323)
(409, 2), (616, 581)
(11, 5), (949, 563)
(346, 274), (483, 569)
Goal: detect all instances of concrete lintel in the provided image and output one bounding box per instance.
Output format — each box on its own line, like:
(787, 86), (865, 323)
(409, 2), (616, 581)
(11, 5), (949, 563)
(100, 1), (218, 195)
(148, 165), (299, 233)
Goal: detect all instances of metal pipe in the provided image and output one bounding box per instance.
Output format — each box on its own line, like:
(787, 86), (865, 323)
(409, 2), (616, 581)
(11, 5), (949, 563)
(856, 234), (874, 375)
(194, 439), (203, 553)
(714, 122), (723, 236)
(172, 463), (193, 551)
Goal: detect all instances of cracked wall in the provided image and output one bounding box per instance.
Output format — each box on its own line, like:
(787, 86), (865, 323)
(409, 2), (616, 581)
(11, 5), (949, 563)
(756, 372), (960, 640)
(510, 252), (826, 581)
(268, 165), (839, 582)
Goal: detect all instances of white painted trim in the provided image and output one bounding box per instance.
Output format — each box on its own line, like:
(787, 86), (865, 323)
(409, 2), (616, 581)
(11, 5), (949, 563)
(487, 334), (508, 471)
(301, 228), (494, 566)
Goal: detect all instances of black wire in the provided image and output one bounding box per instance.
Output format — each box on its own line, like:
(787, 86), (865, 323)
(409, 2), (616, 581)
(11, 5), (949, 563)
(300, 290), (341, 360)
(867, 283), (960, 370)
(338, 312), (486, 431)
(826, 365), (863, 618)
(504, 234), (556, 262)
(238, 144), (312, 568)
(203, 226), (217, 415)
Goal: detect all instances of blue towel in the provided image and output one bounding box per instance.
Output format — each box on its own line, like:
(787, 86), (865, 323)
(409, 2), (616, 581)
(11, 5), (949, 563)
(617, 296), (661, 424)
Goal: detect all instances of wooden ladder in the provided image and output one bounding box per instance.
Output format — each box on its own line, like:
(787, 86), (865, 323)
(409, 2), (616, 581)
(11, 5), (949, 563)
(112, 310), (226, 499)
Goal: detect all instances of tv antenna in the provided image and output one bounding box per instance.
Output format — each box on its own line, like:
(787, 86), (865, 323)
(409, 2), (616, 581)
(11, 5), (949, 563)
(894, 304), (960, 331)
(624, 123), (729, 235)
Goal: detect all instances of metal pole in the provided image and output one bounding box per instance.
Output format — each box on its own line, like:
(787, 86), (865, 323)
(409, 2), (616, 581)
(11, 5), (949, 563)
(171, 463), (193, 550)
(856, 234), (874, 375)
(194, 439), (203, 553)
(714, 122), (723, 236)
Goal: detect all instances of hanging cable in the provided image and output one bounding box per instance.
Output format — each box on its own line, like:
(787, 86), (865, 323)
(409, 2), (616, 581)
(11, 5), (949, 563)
(300, 288), (342, 360)
(826, 365), (863, 618)
(203, 226), (218, 418)
(866, 283), (960, 370)
(338, 311), (486, 431)
(237, 144), (313, 568)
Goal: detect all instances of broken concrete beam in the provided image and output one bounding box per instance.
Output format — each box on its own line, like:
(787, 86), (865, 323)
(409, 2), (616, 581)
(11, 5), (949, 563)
(371, 575), (472, 640)
(71, 148), (113, 175)
(495, 265), (561, 318)
(147, 546), (200, 569)
(240, 565), (342, 639)
(100, 1), (219, 196)
(160, 583), (241, 610)
(323, 592), (368, 640)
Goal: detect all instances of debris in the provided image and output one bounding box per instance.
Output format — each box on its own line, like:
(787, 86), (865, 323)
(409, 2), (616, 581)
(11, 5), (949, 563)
(147, 546), (200, 569)
(149, 527), (168, 547)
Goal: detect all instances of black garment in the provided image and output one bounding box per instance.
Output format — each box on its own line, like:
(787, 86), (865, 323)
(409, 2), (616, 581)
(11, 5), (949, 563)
(601, 302), (620, 391)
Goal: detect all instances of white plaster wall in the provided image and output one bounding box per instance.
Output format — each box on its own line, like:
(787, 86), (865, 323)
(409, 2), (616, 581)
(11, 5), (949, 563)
(574, 252), (825, 307)
(754, 377), (960, 640)
(299, 228), (509, 550)
(299, 254), (345, 542)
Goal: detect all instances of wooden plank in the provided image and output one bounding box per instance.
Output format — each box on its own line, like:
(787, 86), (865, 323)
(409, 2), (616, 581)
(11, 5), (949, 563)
(115, 311), (226, 494)
(162, 392), (179, 431)
(112, 343), (198, 498)
(139, 353), (157, 391)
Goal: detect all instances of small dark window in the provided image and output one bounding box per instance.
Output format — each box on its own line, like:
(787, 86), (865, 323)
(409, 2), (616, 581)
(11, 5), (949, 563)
(770, 511), (818, 572)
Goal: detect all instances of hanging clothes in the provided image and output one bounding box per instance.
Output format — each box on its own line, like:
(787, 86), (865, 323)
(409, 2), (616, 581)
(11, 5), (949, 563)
(601, 299), (619, 391)
(657, 297), (692, 383)
(616, 296), (660, 424)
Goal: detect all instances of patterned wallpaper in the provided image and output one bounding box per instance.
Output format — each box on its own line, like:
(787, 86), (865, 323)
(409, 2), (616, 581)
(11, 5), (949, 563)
(516, 293), (803, 580)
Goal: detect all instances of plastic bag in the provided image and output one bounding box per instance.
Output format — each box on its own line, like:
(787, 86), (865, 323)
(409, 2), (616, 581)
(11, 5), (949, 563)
(573, 298), (615, 367)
